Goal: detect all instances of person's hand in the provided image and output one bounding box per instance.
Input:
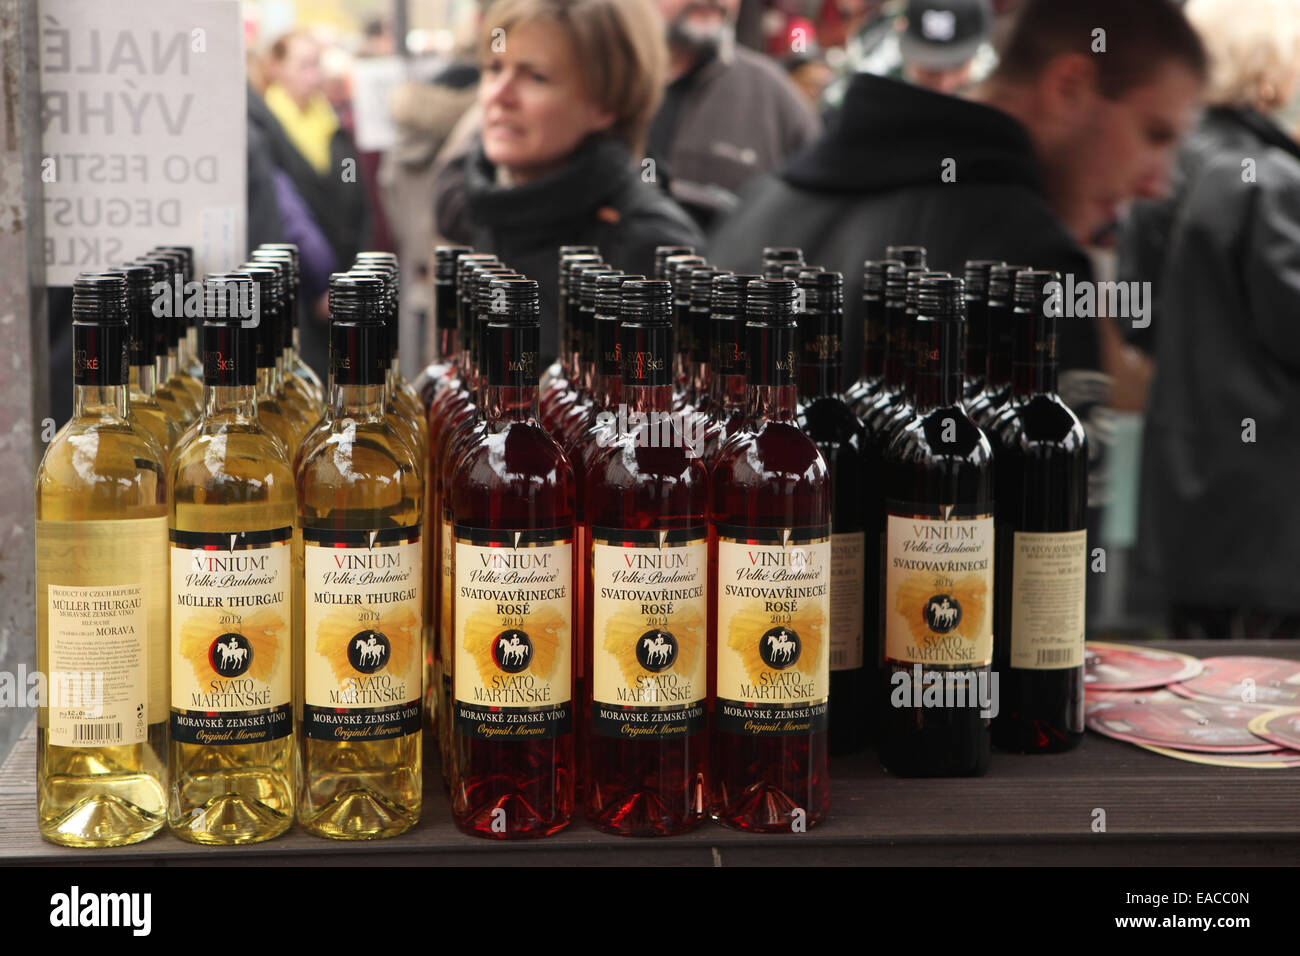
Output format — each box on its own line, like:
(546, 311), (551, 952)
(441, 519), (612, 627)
(1098, 316), (1152, 412)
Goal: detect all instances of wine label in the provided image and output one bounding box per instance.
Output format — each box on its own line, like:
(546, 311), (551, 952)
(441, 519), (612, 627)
(714, 524), (830, 737)
(302, 525), (422, 741)
(453, 526), (573, 741)
(37, 516), (168, 747)
(1009, 529), (1087, 669)
(590, 526), (707, 740)
(829, 530), (866, 671)
(169, 528), (293, 745)
(884, 506), (993, 667)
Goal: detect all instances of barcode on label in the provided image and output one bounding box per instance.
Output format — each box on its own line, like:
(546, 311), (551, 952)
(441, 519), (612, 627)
(74, 722), (123, 743)
(830, 651), (848, 668)
(1035, 648), (1073, 666)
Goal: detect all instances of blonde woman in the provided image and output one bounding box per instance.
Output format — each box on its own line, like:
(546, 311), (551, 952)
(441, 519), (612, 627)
(432, 0), (704, 365)
(1127, 0), (1300, 639)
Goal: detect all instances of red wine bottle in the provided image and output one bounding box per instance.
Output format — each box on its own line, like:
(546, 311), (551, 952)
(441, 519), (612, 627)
(793, 270), (870, 755)
(709, 278), (831, 831)
(878, 276), (994, 778)
(990, 270), (1087, 753)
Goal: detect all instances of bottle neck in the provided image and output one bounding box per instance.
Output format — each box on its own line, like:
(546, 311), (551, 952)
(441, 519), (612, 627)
(73, 383), (129, 420)
(156, 351), (175, 382)
(861, 295), (884, 382)
(985, 299), (1013, 388)
(748, 384), (798, 424)
(486, 384), (538, 424)
(1011, 308), (1058, 398)
(130, 362), (156, 396)
(913, 319), (964, 412)
(882, 302), (907, 389)
(329, 382), (388, 422)
(204, 383), (258, 420)
(965, 297), (987, 384)
(626, 382), (673, 416)
(256, 366), (278, 399)
(439, 326), (458, 367)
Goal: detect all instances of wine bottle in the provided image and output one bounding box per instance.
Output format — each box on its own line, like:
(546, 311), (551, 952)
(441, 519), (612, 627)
(415, 245), (475, 408)
(259, 242), (326, 405)
(794, 270), (870, 755)
(878, 276), (994, 778)
(168, 273), (296, 844)
(297, 273), (424, 837)
(990, 270), (1087, 753)
(449, 278), (575, 838)
(709, 278), (831, 832)
(36, 272), (168, 847)
(584, 279), (709, 835)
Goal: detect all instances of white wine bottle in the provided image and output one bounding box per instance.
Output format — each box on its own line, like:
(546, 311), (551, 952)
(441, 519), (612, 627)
(296, 273), (423, 839)
(35, 272), (169, 847)
(167, 273), (296, 844)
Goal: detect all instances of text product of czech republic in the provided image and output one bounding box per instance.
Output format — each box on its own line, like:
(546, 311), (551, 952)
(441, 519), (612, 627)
(453, 525), (573, 740)
(590, 526), (708, 739)
(884, 504), (993, 667)
(715, 524), (830, 736)
(170, 528), (293, 744)
(303, 525), (423, 741)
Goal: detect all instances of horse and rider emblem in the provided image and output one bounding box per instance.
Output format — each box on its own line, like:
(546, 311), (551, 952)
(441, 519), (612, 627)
(210, 632), (253, 678)
(759, 626), (802, 670)
(347, 629), (392, 674)
(492, 629), (534, 674)
(635, 629), (678, 672)
(924, 595), (962, 634)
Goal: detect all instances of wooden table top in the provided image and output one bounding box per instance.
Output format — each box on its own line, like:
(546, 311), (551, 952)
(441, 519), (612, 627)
(3, 640), (1298, 866)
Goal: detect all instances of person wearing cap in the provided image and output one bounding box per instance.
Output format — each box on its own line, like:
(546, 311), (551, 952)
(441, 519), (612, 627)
(822, 0), (998, 107)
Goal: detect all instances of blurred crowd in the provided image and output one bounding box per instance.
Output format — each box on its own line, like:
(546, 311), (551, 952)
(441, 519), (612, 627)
(237, 0), (1300, 639)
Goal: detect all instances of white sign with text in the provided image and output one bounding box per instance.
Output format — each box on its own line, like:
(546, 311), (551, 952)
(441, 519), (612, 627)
(39, 0), (246, 284)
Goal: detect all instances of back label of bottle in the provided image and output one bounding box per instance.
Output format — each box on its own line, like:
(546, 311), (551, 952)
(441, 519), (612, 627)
(590, 527), (707, 739)
(830, 530), (866, 671)
(884, 507), (993, 667)
(169, 528), (293, 744)
(302, 526), (422, 740)
(453, 527), (572, 741)
(1010, 529), (1086, 669)
(37, 517), (168, 747)
(714, 526), (830, 737)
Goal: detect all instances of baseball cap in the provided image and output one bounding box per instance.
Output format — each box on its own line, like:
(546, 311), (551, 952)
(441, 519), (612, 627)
(900, 0), (992, 71)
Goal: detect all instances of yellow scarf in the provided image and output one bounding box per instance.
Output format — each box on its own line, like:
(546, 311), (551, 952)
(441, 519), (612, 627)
(265, 83), (339, 176)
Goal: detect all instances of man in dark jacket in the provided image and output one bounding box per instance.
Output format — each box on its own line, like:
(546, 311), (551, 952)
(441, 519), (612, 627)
(709, 0), (1206, 511)
(646, 0), (820, 230)
(1125, 65), (1300, 634)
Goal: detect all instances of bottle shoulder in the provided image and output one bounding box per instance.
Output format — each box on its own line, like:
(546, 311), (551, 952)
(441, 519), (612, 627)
(711, 419), (830, 489)
(36, 414), (166, 510)
(887, 405), (993, 467)
(990, 394), (1087, 454)
(298, 416), (422, 485)
(171, 415), (295, 487)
